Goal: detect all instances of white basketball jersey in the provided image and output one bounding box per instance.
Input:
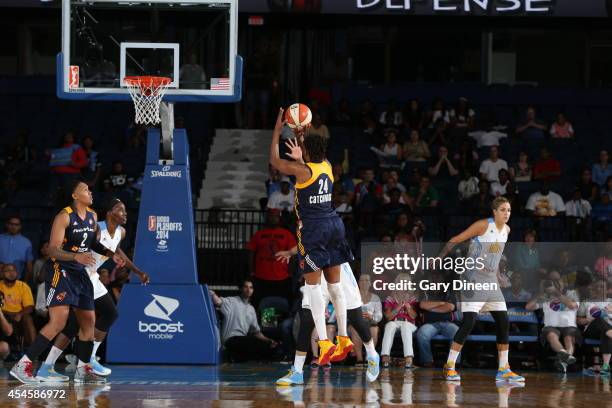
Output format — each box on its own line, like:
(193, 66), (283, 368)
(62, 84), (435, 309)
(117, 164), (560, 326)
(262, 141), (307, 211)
(87, 221), (122, 299)
(466, 217), (508, 275)
(302, 263), (362, 310)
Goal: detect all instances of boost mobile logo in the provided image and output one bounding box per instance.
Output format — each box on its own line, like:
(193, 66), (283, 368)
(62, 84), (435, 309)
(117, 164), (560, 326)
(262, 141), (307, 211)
(150, 165), (182, 178)
(139, 294), (184, 340)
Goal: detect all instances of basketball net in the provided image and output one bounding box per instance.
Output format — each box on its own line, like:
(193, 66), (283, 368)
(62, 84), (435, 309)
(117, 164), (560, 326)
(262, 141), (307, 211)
(124, 76), (171, 125)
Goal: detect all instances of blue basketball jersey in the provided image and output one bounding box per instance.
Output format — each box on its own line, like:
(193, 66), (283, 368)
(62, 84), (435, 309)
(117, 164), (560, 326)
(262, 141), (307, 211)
(53, 206), (97, 270)
(295, 161), (336, 221)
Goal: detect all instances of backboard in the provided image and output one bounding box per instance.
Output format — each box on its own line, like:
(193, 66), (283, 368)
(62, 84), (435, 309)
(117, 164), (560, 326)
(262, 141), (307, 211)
(58, 0), (241, 103)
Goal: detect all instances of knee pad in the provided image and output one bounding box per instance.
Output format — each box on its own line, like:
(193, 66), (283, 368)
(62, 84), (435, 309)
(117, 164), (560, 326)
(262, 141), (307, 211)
(347, 308), (372, 343)
(453, 312), (477, 345)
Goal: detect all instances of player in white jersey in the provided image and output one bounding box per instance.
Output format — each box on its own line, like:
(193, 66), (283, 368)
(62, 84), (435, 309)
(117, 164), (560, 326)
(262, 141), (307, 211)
(36, 199), (149, 382)
(275, 249), (380, 386)
(437, 197), (524, 383)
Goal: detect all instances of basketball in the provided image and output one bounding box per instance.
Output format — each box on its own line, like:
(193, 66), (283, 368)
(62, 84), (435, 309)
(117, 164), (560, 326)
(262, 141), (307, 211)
(285, 103), (312, 129)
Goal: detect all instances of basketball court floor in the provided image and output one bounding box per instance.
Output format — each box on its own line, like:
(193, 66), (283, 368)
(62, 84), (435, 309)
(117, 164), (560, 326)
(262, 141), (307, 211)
(0, 363), (609, 407)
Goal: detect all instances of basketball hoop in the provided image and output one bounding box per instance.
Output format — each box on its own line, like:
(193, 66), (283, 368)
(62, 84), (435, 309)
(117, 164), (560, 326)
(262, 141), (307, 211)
(124, 76), (171, 125)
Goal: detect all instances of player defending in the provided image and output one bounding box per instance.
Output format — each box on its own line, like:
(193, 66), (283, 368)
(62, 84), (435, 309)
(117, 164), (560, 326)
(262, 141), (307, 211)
(275, 248), (380, 385)
(438, 197), (524, 383)
(37, 198), (150, 381)
(269, 108), (353, 366)
(11, 181), (126, 383)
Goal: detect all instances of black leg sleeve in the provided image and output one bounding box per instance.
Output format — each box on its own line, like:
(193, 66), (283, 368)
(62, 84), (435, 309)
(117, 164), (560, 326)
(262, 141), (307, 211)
(453, 312), (477, 345)
(347, 308), (372, 343)
(490, 311), (510, 345)
(297, 307), (315, 353)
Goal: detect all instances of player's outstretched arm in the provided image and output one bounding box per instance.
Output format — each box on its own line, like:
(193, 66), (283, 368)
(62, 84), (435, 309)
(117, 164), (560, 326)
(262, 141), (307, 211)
(269, 108), (311, 183)
(116, 228), (150, 284)
(438, 219), (489, 259)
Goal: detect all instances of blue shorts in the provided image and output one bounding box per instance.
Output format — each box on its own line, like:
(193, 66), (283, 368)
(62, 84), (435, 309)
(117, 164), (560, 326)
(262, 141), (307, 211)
(45, 261), (95, 311)
(297, 216), (353, 273)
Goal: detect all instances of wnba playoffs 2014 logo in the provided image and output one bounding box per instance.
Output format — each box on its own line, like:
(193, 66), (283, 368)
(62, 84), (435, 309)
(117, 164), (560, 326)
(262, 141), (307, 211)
(148, 215), (183, 252)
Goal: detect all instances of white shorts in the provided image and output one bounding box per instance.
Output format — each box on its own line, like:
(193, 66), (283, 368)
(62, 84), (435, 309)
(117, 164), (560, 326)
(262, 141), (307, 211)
(91, 274), (108, 300)
(459, 301), (507, 314)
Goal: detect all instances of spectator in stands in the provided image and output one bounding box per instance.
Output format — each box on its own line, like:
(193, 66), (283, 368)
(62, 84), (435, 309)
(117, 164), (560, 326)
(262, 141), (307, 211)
(0, 263), (35, 347)
(577, 279), (612, 377)
(334, 191), (353, 221)
(509, 152), (532, 183)
(427, 98), (450, 129)
(104, 160), (133, 193)
(532, 148), (561, 182)
(380, 274), (419, 369)
(458, 169), (479, 202)
(453, 140), (478, 174)
(594, 241), (612, 282)
(526, 184), (566, 217)
(382, 188), (410, 219)
(417, 270), (459, 368)
(247, 210), (296, 306)
(592, 194), (612, 237)
(267, 177), (294, 212)
(350, 274), (382, 367)
(0, 216), (33, 282)
(468, 180), (492, 216)
(428, 146), (459, 180)
(81, 135), (102, 190)
(48, 131), (88, 203)
(0, 296), (13, 361)
(408, 175), (439, 211)
(383, 170), (407, 197)
(331, 98), (353, 125)
(593, 150), (612, 187)
(403, 99), (424, 131)
(266, 165), (282, 197)
(402, 130), (431, 162)
(565, 189), (592, 242)
(30, 240), (49, 291)
(395, 212), (413, 235)
(550, 112), (575, 139)
(427, 119), (449, 148)
(377, 129), (403, 169)
(479, 146), (508, 183)
(577, 168), (599, 203)
(503, 273), (532, 303)
(308, 113), (330, 140)
(514, 229), (541, 288)
(449, 97), (475, 130)
(490, 169), (511, 197)
(526, 270), (580, 371)
(354, 168), (384, 208)
(209, 281), (279, 362)
(516, 106), (547, 139)
(362, 116), (381, 145)
(379, 100), (402, 128)
(179, 53), (207, 89)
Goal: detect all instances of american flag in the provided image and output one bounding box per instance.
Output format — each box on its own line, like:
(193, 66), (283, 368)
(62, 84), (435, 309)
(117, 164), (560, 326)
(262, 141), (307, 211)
(211, 78), (230, 90)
